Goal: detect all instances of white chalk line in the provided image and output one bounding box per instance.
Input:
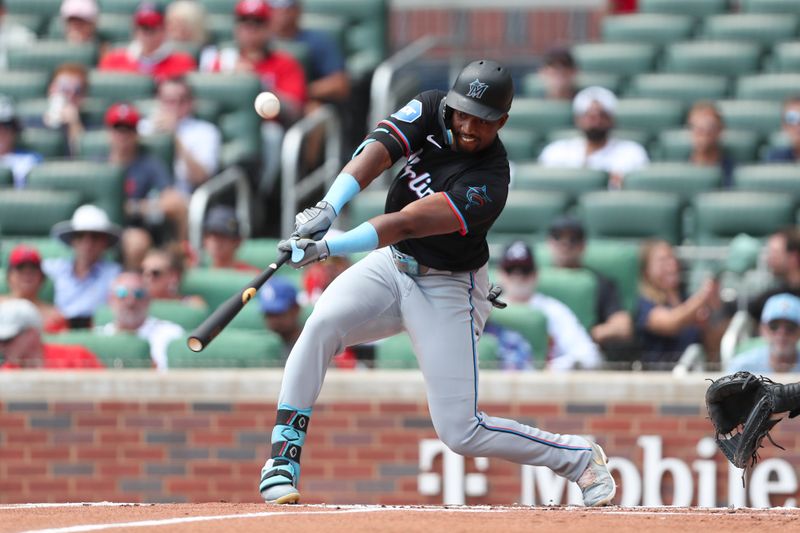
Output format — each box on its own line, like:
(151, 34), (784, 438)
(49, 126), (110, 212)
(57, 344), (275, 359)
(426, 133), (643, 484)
(6, 502), (800, 533)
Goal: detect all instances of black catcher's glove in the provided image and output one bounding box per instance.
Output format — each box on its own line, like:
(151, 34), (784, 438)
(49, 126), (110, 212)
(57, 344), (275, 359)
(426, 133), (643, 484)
(705, 371), (800, 470)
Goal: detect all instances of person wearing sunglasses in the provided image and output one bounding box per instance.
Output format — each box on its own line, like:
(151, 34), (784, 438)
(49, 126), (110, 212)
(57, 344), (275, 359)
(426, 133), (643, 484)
(765, 96), (800, 163)
(97, 271), (183, 370)
(141, 247), (205, 308)
(728, 293), (800, 374)
(547, 216), (633, 353)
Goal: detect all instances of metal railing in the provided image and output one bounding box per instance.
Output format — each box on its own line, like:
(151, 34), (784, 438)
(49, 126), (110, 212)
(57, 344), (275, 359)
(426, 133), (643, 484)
(280, 104), (342, 238)
(187, 165), (252, 253)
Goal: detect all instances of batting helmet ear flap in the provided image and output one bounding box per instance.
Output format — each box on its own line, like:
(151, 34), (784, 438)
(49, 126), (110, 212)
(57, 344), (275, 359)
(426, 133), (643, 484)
(438, 97), (455, 148)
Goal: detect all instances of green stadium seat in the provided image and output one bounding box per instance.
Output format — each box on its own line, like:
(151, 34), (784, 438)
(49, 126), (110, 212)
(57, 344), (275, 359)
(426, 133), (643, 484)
(7, 41), (97, 72)
(0, 237), (71, 266)
(166, 329), (285, 368)
(304, 0), (389, 61)
(732, 164), (800, 204)
(584, 240), (641, 313)
(701, 14), (798, 46)
(602, 13), (694, 44)
(717, 99), (783, 135)
(572, 42), (658, 76)
(0, 71), (49, 101)
(736, 74), (800, 101)
(374, 331), (499, 369)
(662, 41), (762, 75)
(19, 128), (67, 158)
(6, 14), (47, 35)
(0, 189), (81, 237)
(623, 163), (722, 204)
(219, 109), (261, 143)
(770, 42), (800, 72)
(692, 191), (795, 244)
(579, 190), (683, 244)
(512, 164), (608, 203)
(205, 14), (235, 43)
(5, 0), (62, 15)
(486, 304), (548, 367)
(198, 0), (237, 14)
(489, 191), (569, 241)
(521, 72), (623, 98)
(236, 238), (282, 269)
(537, 267), (598, 330)
(227, 300), (267, 331)
(499, 128), (541, 161)
(615, 99), (686, 135)
(78, 130), (175, 169)
(300, 13), (348, 53)
(654, 129), (761, 162)
(348, 189), (386, 226)
(43, 331), (153, 368)
(506, 98), (573, 134)
(186, 72), (262, 113)
(0, 167), (12, 187)
(94, 300), (209, 330)
(741, 0), (800, 13)
(219, 137), (260, 168)
(626, 73), (730, 102)
(639, 0), (730, 16)
(88, 70), (155, 103)
(25, 161), (125, 224)
(181, 268), (256, 309)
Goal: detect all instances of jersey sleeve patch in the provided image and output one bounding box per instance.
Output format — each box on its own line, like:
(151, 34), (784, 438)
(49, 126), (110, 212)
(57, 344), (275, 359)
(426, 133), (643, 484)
(391, 99), (422, 123)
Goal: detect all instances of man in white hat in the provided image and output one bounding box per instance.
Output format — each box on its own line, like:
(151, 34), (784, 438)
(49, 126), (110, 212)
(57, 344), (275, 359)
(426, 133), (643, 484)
(0, 299), (102, 368)
(538, 85), (649, 189)
(42, 205), (123, 328)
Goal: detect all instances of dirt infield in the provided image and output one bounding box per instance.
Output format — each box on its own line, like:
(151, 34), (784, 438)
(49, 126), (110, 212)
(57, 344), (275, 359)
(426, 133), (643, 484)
(2, 503), (799, 533)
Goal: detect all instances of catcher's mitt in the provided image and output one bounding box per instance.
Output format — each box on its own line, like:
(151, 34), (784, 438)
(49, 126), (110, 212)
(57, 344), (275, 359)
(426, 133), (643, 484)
(705, 371), (789, 470)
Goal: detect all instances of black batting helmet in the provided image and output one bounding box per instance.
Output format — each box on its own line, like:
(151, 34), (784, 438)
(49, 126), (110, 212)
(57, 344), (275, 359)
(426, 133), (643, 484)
(445, 59), (514, 121)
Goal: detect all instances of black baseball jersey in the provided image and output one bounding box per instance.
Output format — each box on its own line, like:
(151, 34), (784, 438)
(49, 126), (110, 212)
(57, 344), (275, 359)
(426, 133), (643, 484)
(366, 90), (510, 272)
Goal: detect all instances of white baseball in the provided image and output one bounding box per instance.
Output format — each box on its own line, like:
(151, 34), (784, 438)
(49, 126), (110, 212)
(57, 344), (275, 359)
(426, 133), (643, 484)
(254, 91), (281, 119)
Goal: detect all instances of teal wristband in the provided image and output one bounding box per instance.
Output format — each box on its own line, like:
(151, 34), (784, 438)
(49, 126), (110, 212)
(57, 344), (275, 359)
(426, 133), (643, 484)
(322, 173), (361, 214)
(326, 222), (379, 256)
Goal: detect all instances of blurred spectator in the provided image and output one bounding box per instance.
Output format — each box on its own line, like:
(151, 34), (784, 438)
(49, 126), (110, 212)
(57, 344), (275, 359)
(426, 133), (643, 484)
(0, 0), (36, 70)
(687, 101), (734, 187)
(269, 0), (350, 106)
(538, 47), (578, 101)
(98, 1), (196, 82)
(105, 102), (188, 270)
(35, 63), (91, 156)
(0, 95), (42, 188)
(765, 96), (800, 163)
(748, 227), (800, 322)
(497, 240), (602, 371)
(728, 293), (800, 373)
(259, 276), (301, 354)
(547, 215), (633, 348)
(199, 0), (307, 193)
(141, 246), (205, 308)
(635, 239), (724, 368)
(60, 0), (100, 46)
(43, 205), (122, 329)
(202, 205), (258, 272)
(98, 271), (183, 370)
(0, 245), (67, 333)
(538, 86), (649, 189)
(165, 0), (208, 48)
(139, 77), (221, 195)
(0, 299), (102, 369)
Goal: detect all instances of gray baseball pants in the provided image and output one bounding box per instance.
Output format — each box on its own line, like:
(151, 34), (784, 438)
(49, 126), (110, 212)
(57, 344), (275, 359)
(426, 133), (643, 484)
(277, 247), (592, 481)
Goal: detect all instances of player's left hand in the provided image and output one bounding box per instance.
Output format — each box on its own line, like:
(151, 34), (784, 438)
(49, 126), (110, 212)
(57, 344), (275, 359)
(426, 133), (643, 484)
(278, 237), (330, 269)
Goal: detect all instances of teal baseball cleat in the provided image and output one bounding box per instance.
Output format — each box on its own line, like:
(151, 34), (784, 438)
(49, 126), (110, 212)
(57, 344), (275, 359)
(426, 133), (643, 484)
(577, 442), (616, 507)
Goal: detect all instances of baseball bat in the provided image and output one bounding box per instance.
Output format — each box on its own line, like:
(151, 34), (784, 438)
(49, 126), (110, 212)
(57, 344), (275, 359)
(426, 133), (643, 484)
(187, 251), (291, 352)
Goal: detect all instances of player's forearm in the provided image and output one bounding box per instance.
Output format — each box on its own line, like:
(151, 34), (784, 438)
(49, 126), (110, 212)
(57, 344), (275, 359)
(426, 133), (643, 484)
(340, 140), (392, 190)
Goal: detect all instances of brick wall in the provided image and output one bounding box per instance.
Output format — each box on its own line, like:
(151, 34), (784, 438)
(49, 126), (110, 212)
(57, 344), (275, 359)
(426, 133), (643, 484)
(2, 371), (800, 506)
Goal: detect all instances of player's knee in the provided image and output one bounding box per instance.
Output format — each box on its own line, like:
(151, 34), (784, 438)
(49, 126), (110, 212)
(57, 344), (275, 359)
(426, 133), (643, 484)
(435, 423), (479, 457)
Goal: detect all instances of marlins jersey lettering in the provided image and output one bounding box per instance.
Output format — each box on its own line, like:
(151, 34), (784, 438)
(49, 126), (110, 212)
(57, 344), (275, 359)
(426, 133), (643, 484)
(365, 90), (510, 271)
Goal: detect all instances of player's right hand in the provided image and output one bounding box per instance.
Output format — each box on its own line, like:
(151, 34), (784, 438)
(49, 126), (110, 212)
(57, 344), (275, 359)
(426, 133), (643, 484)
(294, 201), (337, 240)
(278, 237), (330, 269)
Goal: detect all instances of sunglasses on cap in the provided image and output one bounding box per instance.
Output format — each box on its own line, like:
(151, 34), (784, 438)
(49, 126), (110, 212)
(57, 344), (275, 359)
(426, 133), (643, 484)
(767, 319), (800, 334)
(114, 285), (147, 300)
(784, 110), (800, 126)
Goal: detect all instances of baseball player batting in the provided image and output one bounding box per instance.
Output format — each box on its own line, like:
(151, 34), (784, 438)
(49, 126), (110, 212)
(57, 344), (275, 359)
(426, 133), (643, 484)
(259, 59), (616, 507)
